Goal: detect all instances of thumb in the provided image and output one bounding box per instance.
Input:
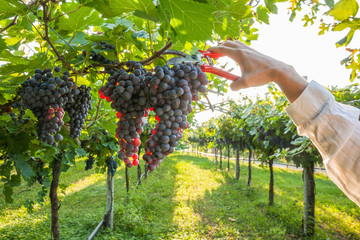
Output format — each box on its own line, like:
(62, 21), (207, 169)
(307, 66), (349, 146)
(230, 77), (248, 91)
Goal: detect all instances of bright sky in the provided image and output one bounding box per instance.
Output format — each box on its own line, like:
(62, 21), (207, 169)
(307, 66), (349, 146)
(195, 3), (360, 123)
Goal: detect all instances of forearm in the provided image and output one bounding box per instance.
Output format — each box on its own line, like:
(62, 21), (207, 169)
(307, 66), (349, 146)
(286, 81), (360, 207)
(274, 65), (309, 103)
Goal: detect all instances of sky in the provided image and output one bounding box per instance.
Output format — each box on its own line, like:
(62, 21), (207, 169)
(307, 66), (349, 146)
(194, 3), (360, 123)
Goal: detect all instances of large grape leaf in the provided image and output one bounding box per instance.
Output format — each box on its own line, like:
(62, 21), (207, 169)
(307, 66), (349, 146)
(0, 0), (28, 20)
(214, 12), (240, 38)
(327, 0), (359, 21)
(228, 0), (253, 20)
(158, 0), (217, 43)
(55, 4), (102, 33)
(256, 6), (270, 24)
(87, 0), (156, 18)
(12, 154), (35, 179)
(264, 0), (278, 14)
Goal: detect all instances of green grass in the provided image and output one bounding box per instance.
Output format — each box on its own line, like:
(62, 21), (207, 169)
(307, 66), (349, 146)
(0, 153), (359, 239)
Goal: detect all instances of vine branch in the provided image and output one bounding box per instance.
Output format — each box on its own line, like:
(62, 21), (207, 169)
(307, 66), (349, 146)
(140, 39), (172, 65)
(49, 5), (82, 22)
(0, 15), (18, 33)
(86, 98), (102, 129)
(77, 40), (173, 75)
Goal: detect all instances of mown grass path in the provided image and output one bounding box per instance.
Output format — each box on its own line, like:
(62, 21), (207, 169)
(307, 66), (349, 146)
(0, 153), (359, 239)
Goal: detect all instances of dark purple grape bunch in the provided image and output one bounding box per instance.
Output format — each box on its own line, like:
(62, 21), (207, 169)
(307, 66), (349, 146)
(11, 67), (78, 146)
(64, 85), (92, 138)
(142, 63), (207, 171)
(99, 61), (152, 168)
(98, 61), (209, 171)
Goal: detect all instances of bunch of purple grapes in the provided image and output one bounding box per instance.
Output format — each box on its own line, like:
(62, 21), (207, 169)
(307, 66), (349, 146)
(99, 61), (208, 170)
(12, 67), (74, 146)
(11, 67), (92, 146)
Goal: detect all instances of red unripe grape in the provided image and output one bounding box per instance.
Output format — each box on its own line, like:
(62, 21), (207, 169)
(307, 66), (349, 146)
(133, 138), (141, 147)
(132, 159), (139, 166)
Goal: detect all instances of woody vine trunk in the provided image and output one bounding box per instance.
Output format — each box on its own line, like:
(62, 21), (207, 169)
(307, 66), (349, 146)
(303, 161), (315, 236)
(50, 155), (62, 240)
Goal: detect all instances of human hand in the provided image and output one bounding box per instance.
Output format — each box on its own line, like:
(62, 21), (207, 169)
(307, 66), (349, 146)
(208, 40), (290, 90)
(208, 40), (308, 102)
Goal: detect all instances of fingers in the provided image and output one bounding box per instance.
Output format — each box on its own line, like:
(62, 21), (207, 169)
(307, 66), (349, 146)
(222, 40), (247, 49)
(207, 45), (238, 58)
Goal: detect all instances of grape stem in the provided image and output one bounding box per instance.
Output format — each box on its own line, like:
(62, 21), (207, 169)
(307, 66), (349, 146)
(203, 92), (214, 112)
(86, 98), (102, 129)
(15, 120), (35, 136)
(0, 15), (18, 33)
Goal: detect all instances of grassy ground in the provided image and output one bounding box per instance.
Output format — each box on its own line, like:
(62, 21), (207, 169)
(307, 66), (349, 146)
(0, 153), (359, 239)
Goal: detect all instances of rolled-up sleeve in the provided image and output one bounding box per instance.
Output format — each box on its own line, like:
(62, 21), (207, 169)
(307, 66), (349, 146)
(286, 80), (360, 207)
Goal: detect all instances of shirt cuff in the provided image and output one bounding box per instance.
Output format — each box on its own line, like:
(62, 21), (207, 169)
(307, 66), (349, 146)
(285, 80), (334, 127)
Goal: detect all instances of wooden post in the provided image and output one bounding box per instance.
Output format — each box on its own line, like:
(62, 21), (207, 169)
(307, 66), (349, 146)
(227, 144), (230, 171)
(137, 146), (142, 185)
(144, 163), (148, 179)
(125, 167), (129, 193)
(235, 147), (240, 180)
(50, 155), (62, 240)
(269, 158), (274, 205)
(247, 149), (252, 186)
(219, 147), (222, 169)
(104, 172), (114, 229)
(303, 161), (315, 236)
(214, 148), (218, 165)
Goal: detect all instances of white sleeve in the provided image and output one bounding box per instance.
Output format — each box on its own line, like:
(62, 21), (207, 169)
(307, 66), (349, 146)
(286, 80), (360, 207)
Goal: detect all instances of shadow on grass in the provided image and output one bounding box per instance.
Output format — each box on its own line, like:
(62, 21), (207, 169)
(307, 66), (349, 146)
(1, 153), (359, 240)
(0, 158), (180, 240)
(178, 153), (360, 240)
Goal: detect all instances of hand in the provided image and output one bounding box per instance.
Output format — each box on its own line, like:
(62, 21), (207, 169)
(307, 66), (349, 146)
(208, 40), (308, 103)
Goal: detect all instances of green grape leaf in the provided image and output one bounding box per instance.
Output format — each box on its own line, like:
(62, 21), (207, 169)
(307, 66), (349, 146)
(325, 0), (335, 8)
(228, 0), (253, 20)
(13, 154), (35, 179)
(87, 0), (156, 18)
(256, 6), (270, 24)
(158, 0), (217, 43)
(56, 5), (102, 33)
(214, 12), (241, 37)
(327, 0), (359, 21)
(0, 0), (28, 20)
(264, 0), (278, 14)
(75, 147), (87, 156)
